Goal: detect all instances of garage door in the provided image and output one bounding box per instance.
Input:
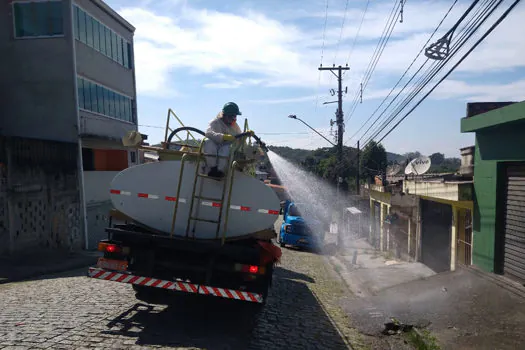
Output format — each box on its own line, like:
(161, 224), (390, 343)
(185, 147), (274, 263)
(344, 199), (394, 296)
(503, 164), (525, 284)
(421, 199), (452, 273)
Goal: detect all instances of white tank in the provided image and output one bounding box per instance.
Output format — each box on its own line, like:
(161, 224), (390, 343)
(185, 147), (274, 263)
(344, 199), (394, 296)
(109, 160), (281, 240)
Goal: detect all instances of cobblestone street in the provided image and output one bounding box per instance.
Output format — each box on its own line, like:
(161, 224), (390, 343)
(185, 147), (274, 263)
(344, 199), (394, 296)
(0, 245), (365, 350)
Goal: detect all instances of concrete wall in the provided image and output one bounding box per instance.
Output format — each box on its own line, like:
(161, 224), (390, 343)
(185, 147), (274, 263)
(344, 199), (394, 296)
(403, 180), (473, 202)
(471, 120), (525, 272)
(83, 171), (118, 203)
(1, 137), (83, 255)
(0, 0), (78, 143)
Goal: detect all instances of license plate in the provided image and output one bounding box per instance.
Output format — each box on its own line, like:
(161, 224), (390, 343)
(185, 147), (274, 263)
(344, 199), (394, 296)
(97, 258), (128, 271)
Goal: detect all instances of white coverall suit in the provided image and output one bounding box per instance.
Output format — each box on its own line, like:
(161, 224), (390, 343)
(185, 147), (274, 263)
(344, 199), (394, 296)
(204, 115), (242, 175)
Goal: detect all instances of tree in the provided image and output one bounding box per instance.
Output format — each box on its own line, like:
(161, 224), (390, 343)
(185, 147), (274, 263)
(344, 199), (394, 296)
(430, 152), (445, 165)
(360, 141), (388, 183)
(403, 151), (421, 161)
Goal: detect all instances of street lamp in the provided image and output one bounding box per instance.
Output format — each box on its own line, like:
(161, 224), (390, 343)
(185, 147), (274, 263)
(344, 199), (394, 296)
(287, 115), (336, 147)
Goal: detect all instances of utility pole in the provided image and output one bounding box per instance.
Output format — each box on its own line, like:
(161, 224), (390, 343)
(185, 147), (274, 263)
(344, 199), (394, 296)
(319, 64), (349, 163)
(319, 64), (349, 251)
(356, 140), (360, 195)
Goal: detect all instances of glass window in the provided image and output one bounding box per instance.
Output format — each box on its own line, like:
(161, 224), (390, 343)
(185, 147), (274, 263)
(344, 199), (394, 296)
(120, 95), (127, 121)
(114, 92), (121, 119)
(83, 79), (92, 111)
(73, 6), (79, 40)
(111, 31), (118, 61)
(108, 91), (116, 117)
(123, 97), (130, 122)
(116, 36), (123, 65)
(99, 23), (106, 55)
(90, 82), (98, 113)
(47, 1), (62, 35)
(78, 6), (86, 43)
(13, 1), (64, 38)
(130, 100), (135, 123)
(126, 42), (133, 69)
(123, 40), (129, 68)
(96, 85), (104, 114)
(77, 77), (84, 109)
(104, 88), (111, 117)
(105, 26), (111, 58)
(93, 20), (99, 51)
(85, 14), (93, 47)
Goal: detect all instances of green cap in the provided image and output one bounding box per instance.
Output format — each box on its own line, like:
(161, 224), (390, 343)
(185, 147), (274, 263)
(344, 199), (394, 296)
(222, 102), (242, 116)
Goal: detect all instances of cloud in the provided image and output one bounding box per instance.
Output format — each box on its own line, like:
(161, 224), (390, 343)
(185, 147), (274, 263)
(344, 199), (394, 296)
(246, 95), (318, 105)
(117, 0), (525, 97)
(433, 79), (525, 101)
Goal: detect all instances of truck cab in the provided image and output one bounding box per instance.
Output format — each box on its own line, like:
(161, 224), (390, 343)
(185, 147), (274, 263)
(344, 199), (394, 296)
(278, 200), (326, 250)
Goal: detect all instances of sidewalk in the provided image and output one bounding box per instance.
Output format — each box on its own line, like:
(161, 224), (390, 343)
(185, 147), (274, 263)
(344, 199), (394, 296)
(326, 234), (525, 349)
(0, 249), (101, 284)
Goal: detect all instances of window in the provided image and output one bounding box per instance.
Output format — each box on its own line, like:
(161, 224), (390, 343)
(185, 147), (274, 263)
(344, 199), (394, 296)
(99, 23), (106, 56)
(123, 41), (129, 68)
(93, 20), (100, 51)
(83, 80), (92, 111)
(105, 26), (111, 58)
(85, 14), (93, 46)
(96, 85), (104, 115)
(77, 76), (134, 123)
(77, 6), (86, 43)
(74, 5), (79, 40)
(111, 31), (117, 61)
(13, 0), (64, 38)
(77, 77), (84, 109)
(72, 5), (132, 69)
(104, 88), (111, 117)
(116, 36), (123, 65)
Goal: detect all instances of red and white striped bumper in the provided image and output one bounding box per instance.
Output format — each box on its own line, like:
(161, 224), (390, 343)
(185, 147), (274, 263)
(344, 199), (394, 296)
(88, 267), (264, 303)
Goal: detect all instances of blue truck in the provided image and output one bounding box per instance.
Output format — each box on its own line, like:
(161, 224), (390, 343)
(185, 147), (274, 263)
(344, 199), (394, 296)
(278, 200), (327, 250)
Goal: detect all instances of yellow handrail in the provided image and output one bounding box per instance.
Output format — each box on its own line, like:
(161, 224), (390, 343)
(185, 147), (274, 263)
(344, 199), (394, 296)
(164, 108), (198, 144)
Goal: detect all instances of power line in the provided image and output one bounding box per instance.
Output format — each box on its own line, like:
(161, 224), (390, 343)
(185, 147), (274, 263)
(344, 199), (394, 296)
(334, 0), (350, 63)
(315, 0), (331, 113)
(365, 0), (518, 147)
(361, 0), (499, 147)
(362, 0), (499, 146)
(344, 0), (403, 124)
(347, 0), (459, 144)
(346, 0), (371, 65)
(359, 0), (495, 146)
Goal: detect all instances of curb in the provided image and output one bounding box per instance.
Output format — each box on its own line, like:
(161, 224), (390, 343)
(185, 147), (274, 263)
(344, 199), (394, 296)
(0, 255), (99, 285)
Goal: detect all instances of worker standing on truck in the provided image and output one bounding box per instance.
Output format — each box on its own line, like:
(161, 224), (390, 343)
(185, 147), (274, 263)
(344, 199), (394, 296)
(204, 102), (251, 178)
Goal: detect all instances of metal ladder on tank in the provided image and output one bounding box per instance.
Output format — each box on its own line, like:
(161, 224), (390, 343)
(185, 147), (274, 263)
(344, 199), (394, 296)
(169, 138), (237, 241)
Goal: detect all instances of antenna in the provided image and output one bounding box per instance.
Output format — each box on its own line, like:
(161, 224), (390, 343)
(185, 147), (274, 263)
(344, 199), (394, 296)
(409, 156), (432, 175)
(387, 164), (403, 176)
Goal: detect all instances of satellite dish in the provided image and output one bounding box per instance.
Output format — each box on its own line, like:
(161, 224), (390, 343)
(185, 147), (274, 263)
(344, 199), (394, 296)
(404, 164), (414, 175)
(409, 156), (432, 175)
(387, 164), (403, 176)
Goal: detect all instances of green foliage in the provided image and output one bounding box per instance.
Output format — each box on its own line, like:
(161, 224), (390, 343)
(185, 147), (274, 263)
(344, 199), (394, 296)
(360, 141), (388, 182)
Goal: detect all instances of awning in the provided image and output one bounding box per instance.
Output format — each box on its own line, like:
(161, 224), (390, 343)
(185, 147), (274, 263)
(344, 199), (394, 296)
(346, 207), (362, 215)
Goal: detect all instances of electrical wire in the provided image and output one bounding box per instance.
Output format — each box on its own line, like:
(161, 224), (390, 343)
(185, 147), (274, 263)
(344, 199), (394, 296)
(346, 0), (459, 144)
(344, 0), (403, 123)
(346, 0), (371, 65)
(334, 0), (351, 63)
(363, 0), (518, 147)
(315, 0), (331, 112)
(361, 0), (498, 146)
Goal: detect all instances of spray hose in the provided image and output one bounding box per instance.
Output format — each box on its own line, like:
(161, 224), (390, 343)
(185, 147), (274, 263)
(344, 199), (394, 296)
(235, 132), (269, 153)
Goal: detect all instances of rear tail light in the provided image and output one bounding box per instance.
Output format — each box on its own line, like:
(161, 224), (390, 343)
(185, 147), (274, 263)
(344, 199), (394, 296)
(98, 242), (129, 255)
(234, 264), (266, 274)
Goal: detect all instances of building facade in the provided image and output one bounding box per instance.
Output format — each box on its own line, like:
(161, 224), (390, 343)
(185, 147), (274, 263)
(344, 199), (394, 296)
(0, 0), (138, 253)
(461, 101), (525, 284)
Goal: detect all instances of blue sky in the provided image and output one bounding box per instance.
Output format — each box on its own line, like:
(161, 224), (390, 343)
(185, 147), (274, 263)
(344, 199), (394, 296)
(107, 0), (525, 158)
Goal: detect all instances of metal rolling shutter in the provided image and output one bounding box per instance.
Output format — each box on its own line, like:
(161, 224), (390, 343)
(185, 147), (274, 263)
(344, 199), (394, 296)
(504, 164), (525, 284)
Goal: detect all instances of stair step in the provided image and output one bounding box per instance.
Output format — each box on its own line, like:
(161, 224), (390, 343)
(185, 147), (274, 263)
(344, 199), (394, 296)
(194, 196), (223, 202)
(189, 217), (220, 224)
